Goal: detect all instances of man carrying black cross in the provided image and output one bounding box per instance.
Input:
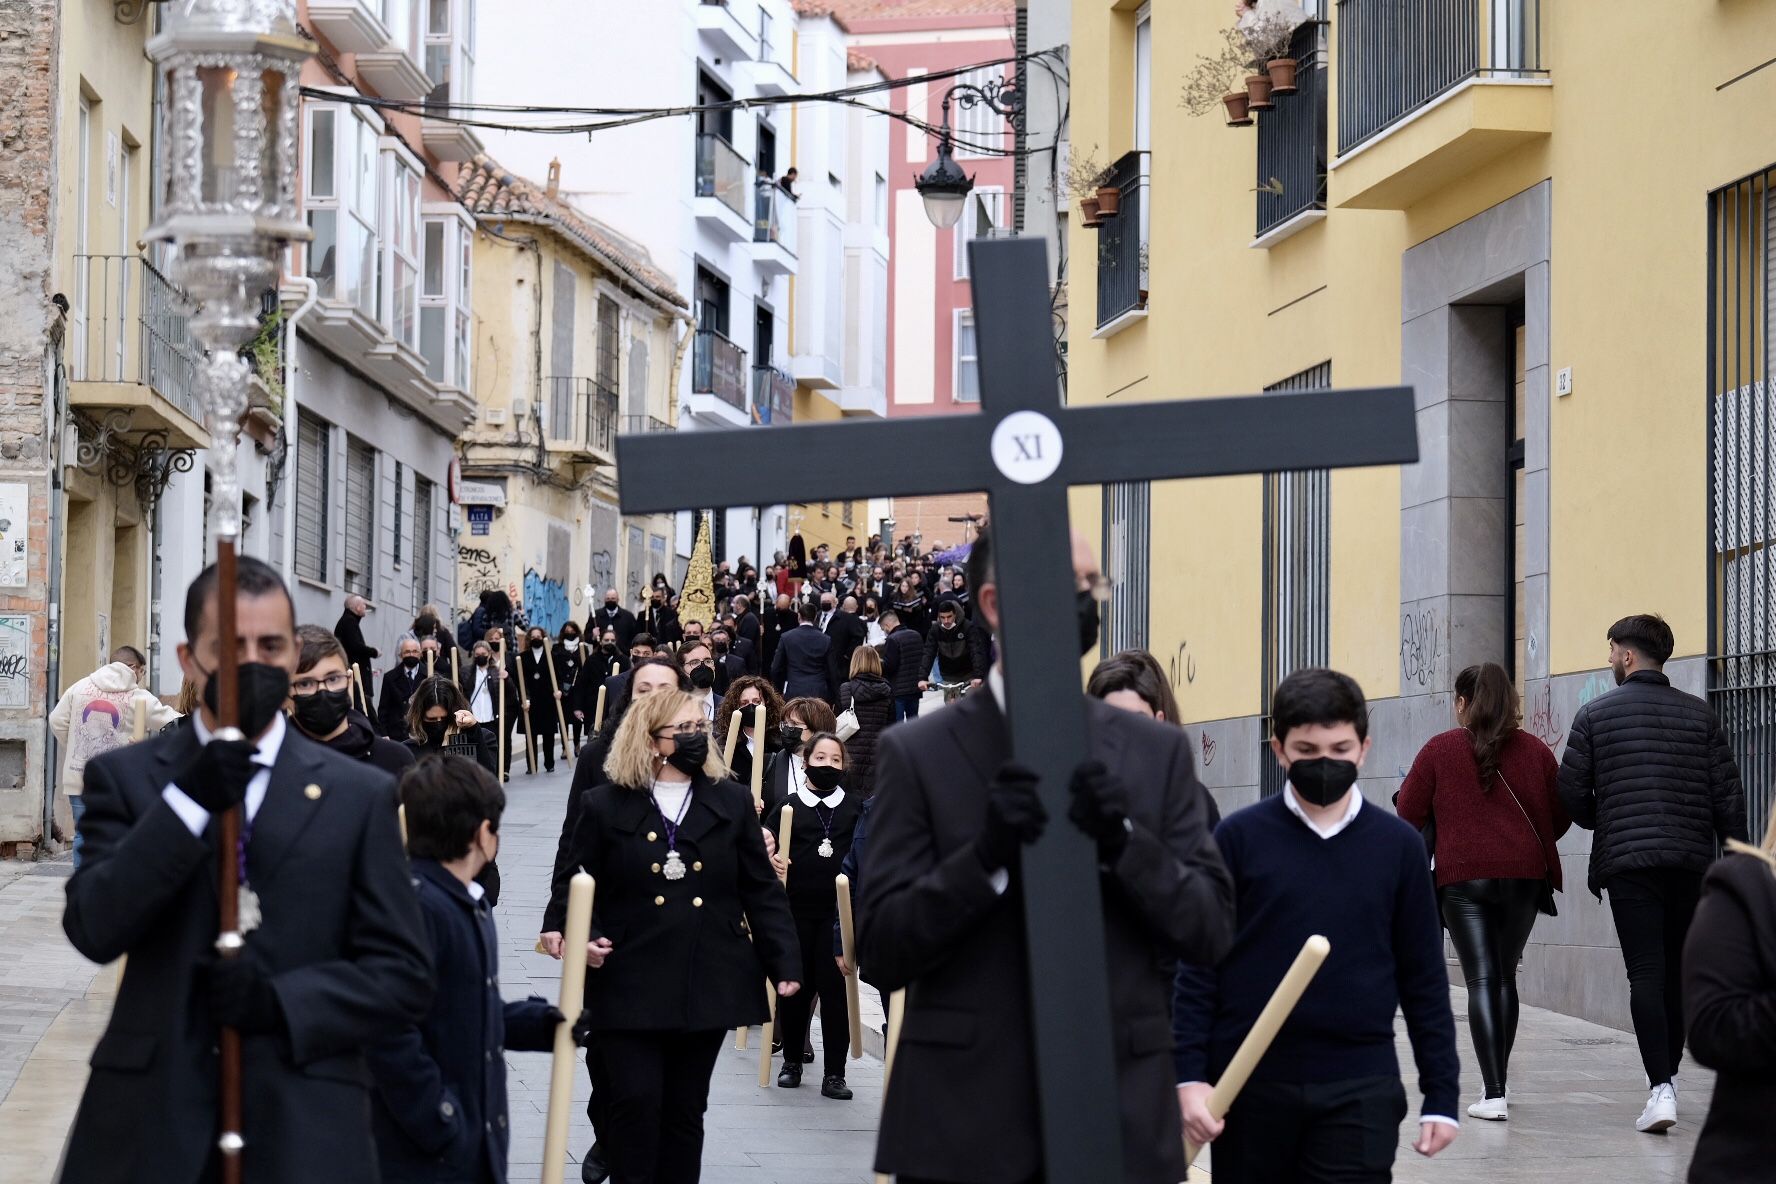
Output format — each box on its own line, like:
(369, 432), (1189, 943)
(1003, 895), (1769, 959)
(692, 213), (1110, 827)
(858, 523), (1236, 1184)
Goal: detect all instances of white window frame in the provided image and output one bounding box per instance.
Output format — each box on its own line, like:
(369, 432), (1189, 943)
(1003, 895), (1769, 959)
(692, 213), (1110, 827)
(953, 309), (980, 404)
(954, 186), (1005, 281)
(420, 203), (474, 388)
(424, 0), (474, 108)
(383, 0), (422, 66)
(303, 99), (383, 318)
(381, 137), (423, 349)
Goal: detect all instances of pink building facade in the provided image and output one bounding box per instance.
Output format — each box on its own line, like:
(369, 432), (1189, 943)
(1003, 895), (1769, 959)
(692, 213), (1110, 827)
(835, 2), (1017, 419)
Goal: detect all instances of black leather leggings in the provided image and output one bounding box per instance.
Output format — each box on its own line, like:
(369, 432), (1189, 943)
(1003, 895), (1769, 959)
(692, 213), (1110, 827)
(1439, 878), (1543, 1098)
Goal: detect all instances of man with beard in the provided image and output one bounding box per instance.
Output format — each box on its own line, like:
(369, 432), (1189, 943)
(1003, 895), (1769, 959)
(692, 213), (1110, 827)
(62, 557), (431, 1184)
(859, 527), (1234, 1184)
(920, 599), (988, 694)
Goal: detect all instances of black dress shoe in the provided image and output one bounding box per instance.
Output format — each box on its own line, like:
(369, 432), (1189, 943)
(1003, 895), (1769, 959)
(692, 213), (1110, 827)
(581, 1142), (609, 1184)
(820, 1075), (853, 1100)
(777, 1063), (803, 1088)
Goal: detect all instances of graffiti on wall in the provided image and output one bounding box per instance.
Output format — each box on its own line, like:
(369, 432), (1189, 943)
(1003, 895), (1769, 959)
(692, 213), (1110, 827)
(1525, 680), (1565, 750)
(458, 544), (502, 599)
(590, 550), (615, 599)
(1400, 607), (1443, 689)
(0, 615), (28, 708)
(1165, 639), (1198, 689)
(524, 568), (571, 636)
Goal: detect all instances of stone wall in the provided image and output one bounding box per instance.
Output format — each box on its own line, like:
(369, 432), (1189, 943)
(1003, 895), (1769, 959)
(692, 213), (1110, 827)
(0, 0), (59, 850)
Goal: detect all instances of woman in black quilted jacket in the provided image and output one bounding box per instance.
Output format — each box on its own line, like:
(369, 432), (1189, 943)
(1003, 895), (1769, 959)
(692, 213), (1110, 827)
(838, 647), (893, 796)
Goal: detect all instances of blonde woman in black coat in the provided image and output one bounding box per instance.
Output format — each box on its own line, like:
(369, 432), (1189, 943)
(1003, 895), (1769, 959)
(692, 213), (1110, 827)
(837, 646), (893, 796)
(568, 689), (801, 1183)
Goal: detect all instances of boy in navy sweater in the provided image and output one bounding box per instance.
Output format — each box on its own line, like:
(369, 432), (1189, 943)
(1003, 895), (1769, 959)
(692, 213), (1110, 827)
(1174, 668), (1459, 1182)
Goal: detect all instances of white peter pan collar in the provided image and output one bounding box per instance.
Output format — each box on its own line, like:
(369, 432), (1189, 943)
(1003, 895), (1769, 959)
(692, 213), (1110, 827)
(794, 785), (845, 809)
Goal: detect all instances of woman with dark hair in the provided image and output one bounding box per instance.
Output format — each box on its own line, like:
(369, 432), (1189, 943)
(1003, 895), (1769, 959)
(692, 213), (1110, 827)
(287, 625), (414, 777)
(403, 675), (499, 776)
(763, 697), (839, 811)
(713, 675), (783, 791)
(892, 577), (928, 639)
(1397, 661), (1570, 1122)
(565, 689), (799, 1182)
(1087, 650), (1183, 725)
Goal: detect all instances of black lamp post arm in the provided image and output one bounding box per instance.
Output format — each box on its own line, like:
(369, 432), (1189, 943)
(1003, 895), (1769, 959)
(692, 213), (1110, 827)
(938, 77), (1024, 136)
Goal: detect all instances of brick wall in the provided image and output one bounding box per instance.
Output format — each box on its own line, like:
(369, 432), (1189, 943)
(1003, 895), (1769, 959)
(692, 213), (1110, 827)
(889, 492), (988, 554)
(0, 0), (60, 849)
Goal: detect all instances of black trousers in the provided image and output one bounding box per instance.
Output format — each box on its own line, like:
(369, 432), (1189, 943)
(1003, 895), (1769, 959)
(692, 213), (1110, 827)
(1607, 866), (1703, 1086)
(777, 912), (848, 1078)
(1439, 877), (1543, 1097)
(593, 1029), (725, 1184)
(1212, 1075), (1407, 1184)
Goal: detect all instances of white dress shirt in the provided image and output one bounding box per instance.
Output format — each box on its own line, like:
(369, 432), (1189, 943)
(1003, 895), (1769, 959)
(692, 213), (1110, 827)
(1281, 783), (1364, 839)
(161, 711), (288, 836)
(469, 666), (496, 723)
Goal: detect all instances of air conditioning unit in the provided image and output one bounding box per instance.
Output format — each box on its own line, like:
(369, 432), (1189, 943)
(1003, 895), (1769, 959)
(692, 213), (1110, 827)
(511, 398), (530, 421)
(485, 407), (508, 425)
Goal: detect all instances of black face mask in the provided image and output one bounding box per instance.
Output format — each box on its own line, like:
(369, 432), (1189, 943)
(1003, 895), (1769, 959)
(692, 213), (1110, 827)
(779, 724), (805, 752)
(713, 642), (729, 655)
(474, 654), (490, 667)
(529, 640), (545, 653)
(688, 665), (716, 690)
(201, 661), (291, 738)
(402, 656), (422, 671)
(806, 764), (844, 793)
(1077, 590), (1101, 657)
(423, 719), (450, 747)
(1288, 757), (1360, 807)
(601, 642), (616, 652)
(666, 732), (709, 775)
(292, 686), (351, 737)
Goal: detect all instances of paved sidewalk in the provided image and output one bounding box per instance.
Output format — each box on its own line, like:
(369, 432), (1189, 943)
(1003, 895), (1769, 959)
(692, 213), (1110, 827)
(0, 750), (1722, 1183)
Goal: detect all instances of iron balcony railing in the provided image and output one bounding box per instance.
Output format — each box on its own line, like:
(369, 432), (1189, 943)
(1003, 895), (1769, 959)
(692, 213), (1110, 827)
(692, 328), (747, 411)
(1095, 150), (1146, 328)
(1256, 22), (1328, 237)
(1336, 0), (1544, 155)
(695, 132), (752, 221)
(68, 253), (204, 424)
(620, 414), (673, 434)
(754, 177), (798, 255)
(543, 376), (620, 455)
(751, 364), (794, 425)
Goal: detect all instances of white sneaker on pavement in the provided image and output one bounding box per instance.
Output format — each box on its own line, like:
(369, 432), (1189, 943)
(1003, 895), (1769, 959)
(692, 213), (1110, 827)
(1467, 1096), (1508, 1121)
(1636, 1084), (1677, 1133)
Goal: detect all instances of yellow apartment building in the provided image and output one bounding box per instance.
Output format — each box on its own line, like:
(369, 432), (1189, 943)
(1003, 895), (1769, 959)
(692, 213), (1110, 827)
(1066, 0), (1776, 1024)
(458, 156), (688, 631)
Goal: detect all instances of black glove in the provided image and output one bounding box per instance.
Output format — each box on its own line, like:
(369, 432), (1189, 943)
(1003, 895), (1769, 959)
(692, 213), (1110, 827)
(172, 738), (259, 816)
(1068, 760), (1131, 858)
(206, 953), (283, 1035)
(973, 762), (1048, 871)
(544, 1005), (596, 1047)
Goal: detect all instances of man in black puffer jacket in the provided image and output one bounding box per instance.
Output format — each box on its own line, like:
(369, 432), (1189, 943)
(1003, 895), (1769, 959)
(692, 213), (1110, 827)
(1558, 613), (1748, 1136)
(877, 610), (926, 723)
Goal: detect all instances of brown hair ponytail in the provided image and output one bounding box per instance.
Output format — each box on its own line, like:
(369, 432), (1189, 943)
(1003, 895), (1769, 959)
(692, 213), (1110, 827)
(1455, 662), (1519, 789)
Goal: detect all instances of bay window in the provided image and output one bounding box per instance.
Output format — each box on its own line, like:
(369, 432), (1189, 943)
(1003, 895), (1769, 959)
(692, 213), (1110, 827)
(420, 206), (474, 388)
(304, 100), (381, 318)
(382, 0), (422, 63)
(425, 0), (475, 108)
(383, 141), (422, 349)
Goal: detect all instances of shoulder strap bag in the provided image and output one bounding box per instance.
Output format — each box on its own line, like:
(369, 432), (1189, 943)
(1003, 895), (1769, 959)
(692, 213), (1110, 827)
(1498, 771), (1559, 917)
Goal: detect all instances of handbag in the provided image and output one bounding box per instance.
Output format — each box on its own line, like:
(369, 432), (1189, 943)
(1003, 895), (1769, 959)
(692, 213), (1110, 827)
(834, 699), (861, 742)
(1497, 772), (1559, 917)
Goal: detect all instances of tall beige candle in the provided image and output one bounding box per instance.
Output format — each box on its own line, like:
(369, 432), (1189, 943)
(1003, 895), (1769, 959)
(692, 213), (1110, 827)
(592, 683), (607, 733)
(777, 803), (793, 883)
(883, 988), (906, 1089)
(544, 649), (573, 768)
(1184, 934), (1330, 1165)
(350, 664), (368, 716)
(749, 705), (765, 808)
(722, 710), (743, 772)
(835, 874), (863, 1059)
(757, 984), (777, 1087)
(541, 873), (596, 1184)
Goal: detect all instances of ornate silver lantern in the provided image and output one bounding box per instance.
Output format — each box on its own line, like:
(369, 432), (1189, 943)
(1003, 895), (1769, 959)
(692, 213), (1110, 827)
(145, 0), (311, 542)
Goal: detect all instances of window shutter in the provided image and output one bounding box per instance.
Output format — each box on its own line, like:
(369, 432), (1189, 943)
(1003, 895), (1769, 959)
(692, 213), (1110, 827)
(294, 412), (329, 582)
(344, 437), (376, 596)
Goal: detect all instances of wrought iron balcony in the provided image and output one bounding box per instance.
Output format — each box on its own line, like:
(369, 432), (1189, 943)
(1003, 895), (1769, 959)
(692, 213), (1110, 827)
(1095, 151), (1146, 330)
(67, 253), (206, 432)
(692, 328), (748, 411)
(1256, 21), (1328, 239)
(543, 376), (620, 457)
(1337, 0), (1544, 155)
(620, 414), (674, 434)
(752, 365), (794, 425)
(754, 177), (798, 255)
(695, 133), (751, 222)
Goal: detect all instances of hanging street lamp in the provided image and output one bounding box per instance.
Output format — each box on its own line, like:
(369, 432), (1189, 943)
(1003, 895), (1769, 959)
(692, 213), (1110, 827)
(914, 75), (1023, 230)
(142, 2), (313, 1178)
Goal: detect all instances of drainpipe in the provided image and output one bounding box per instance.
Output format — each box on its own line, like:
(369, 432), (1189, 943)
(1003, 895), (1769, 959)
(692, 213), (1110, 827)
(42, 355), (67, 851)
(279, 275), (319, 580)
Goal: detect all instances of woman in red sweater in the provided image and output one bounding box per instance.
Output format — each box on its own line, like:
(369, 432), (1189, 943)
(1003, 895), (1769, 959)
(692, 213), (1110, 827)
(1397, 661), (1570, 1123)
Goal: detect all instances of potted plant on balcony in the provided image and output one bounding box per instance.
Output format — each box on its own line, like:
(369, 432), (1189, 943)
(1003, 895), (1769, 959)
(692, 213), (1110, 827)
(1066, 145), (1114, 227)
(1180, 28), (1254, 127)
(1237, 1), (1310, 97)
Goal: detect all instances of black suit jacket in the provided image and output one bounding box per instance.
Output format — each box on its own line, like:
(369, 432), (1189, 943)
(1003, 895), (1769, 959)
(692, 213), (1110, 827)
(567, 774), (801, 1030)
(379, 663), (426, 739)
(734, 611), (763, 674)
(587, 605), (638, 650)
(858, 692), (1234, 1184)
(62, 724), (432, 1184)
(771, 623), (835, 703)
(334, 610), (377, 712)
(824, 610), (869, 683)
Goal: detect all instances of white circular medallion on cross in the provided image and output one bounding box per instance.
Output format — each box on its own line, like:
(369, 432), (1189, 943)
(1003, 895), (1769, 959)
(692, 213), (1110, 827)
(990, 410), (1064, 485)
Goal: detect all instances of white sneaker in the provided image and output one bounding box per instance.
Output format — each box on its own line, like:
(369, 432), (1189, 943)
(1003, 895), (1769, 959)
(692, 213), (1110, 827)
(1636, 1084), (1676, 1133)
(1467, 1096), (1508, 1121)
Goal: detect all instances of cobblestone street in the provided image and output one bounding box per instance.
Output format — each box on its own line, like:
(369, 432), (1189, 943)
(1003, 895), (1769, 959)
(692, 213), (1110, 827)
(0, 761), (1722, 1182)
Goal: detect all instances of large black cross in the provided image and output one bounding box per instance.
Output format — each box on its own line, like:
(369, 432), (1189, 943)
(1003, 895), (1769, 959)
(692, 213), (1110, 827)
(616, 238), (1417, 1178)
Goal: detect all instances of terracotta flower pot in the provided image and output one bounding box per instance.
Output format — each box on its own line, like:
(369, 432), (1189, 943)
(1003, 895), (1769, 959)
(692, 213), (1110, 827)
(1222, 90), (1254, 127)
(1267, 58), (1299, 95)
(1095, 185), (1121, 216)
(1079, 194), (1104, 228)
(1246, 73), (1275, 112)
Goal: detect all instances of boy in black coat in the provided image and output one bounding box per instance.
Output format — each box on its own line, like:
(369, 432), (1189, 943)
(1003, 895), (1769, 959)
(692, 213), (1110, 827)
(369, 756), (588, 1184)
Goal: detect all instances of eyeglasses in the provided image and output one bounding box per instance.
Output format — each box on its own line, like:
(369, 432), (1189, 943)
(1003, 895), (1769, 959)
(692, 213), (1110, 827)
(652, 721), (710, 739)
(291, 672), (352, 695)
(682, 656), (713, 669)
